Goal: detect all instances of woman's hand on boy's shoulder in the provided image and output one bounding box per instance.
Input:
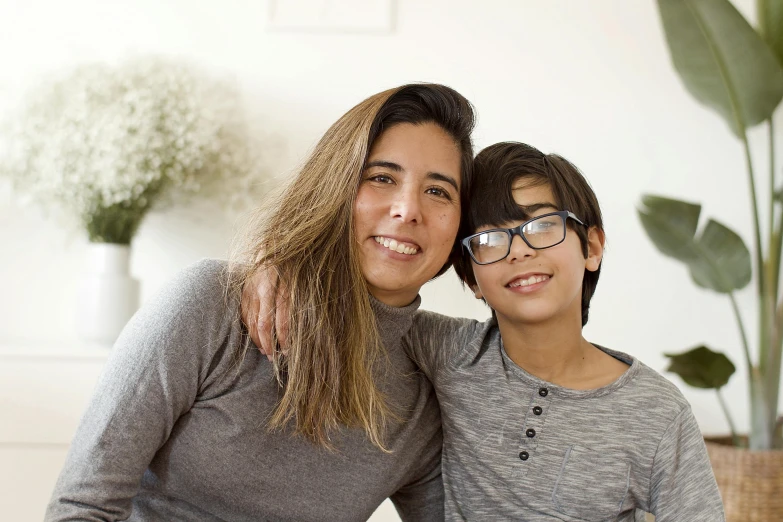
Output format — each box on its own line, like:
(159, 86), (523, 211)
(240, 265), (289, 359)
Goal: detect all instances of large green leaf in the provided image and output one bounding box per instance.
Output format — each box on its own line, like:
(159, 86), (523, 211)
(657, 0), (783, 137)
(638, 195), (752, 292)
(637, 195), (700, 261)
(758, 0), (783, 67)
(689, 219), (753, 291)
(665, 345), (737, 389)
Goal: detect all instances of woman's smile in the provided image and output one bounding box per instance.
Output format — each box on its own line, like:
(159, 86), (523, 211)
(373, 235), (420, 255)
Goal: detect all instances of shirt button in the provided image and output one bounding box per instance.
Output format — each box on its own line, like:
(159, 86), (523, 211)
(539, 388), (549, 397)
(526, 428), (536, 438)
(533, 406), (543, 415)
(519, 451), (529, 461)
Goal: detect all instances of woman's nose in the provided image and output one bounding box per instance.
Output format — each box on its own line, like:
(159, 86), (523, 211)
(390, 188), (422, 223)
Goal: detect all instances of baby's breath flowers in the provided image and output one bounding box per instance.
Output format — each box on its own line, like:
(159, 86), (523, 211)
(0, 56), (266, 244)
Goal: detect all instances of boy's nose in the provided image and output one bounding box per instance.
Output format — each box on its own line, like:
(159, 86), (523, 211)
(507, 234), (535, 262)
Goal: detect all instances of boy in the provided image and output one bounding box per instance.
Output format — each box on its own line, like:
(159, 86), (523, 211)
(405, 142), (724, 521)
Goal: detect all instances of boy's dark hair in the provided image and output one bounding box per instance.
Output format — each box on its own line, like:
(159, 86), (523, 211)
(453, 142), (604, 326)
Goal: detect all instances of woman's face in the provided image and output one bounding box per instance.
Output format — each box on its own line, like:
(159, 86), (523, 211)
(353, 122), (462, 307)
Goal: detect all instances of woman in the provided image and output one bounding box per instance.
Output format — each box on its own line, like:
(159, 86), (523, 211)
(45, 84), (476, 521)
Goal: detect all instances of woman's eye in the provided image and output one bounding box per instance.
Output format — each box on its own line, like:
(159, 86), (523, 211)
(369, 174), (393, 184)
(426, 186), (453, 200)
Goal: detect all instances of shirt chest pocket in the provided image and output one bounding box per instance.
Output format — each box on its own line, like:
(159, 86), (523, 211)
(552, 444), (630, 521)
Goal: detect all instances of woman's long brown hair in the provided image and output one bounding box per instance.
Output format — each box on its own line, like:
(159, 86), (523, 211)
(232, 84), (475, 449)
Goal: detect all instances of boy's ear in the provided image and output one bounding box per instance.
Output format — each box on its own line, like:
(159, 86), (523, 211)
(585, 226), (605, 272)
(470, 284), (484, 300)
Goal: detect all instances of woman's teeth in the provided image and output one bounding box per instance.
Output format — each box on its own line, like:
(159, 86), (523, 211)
(374, 236), (418, 255)
(509, 274), (550, 287)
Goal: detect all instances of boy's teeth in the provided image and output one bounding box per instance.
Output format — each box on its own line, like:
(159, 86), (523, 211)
(510, 275), (550, 287)
(374, 236), (418, 255)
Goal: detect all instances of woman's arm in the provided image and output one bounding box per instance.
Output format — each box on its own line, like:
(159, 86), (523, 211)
(45, 260), (230, 521)
(391, 458), (445, 521)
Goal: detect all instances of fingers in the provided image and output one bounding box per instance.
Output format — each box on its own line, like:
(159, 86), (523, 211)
(257, 267), (279, 360)
(240, 266), (277, 360)
(275, 276), (290, 354)
(240, 265), (293, 361)
(240, 279), (261, 349)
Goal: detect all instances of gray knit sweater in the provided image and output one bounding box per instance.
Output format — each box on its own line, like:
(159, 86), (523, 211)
(45, 259), (444, 522)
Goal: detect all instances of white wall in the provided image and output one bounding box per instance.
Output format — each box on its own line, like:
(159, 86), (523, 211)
(0, 0), (780, 499)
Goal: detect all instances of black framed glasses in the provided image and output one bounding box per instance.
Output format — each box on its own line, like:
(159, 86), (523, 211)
(461, 210), (587, 265)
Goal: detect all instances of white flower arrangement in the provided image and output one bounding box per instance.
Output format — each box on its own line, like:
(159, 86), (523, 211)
(0, 56), (266, 244)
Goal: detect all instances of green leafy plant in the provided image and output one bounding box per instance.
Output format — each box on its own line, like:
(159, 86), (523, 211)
(638, 0), (783, 450)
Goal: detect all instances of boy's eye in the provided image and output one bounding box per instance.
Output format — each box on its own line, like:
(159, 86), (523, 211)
(525, 215), (562, 235)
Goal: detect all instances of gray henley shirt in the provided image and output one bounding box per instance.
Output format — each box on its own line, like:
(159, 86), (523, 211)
(405, 311), (725, 521)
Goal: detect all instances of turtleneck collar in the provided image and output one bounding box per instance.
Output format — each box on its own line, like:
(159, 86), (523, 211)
(368, 293), (421, 343)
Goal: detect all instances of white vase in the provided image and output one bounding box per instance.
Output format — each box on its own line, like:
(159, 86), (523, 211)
(76, 243), (140, 345)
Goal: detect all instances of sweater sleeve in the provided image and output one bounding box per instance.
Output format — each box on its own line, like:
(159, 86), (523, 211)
(648, 407), (725, 521)
(390, 452), (444, 521)
(45, 259), (233, 522)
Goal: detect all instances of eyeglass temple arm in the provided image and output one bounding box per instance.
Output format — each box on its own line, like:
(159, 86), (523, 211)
(566, 211), (587, 227)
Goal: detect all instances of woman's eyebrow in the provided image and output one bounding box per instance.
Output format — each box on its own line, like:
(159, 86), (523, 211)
(364, 160), (402, 171)
(428, 172), (459, 192)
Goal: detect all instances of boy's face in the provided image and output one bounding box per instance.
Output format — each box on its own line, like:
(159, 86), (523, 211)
(469, 179), (603, 328)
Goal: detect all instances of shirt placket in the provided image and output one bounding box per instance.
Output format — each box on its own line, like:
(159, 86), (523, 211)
(516, 386), (552, 466)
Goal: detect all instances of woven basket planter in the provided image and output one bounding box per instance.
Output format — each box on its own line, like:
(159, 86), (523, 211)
(705, 436), (783, 522)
